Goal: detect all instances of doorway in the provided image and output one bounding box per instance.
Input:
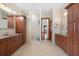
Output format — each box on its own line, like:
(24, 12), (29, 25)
(41, 18), (52, 41)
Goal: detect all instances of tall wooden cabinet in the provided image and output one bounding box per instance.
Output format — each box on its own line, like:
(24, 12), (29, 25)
(66, 3), (79, 56)
(15, 15), (26, 44)
(7, 15), (27, 44)
(7, 16), (14, 28)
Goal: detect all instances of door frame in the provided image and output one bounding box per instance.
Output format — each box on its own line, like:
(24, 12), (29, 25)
(41, 18), (52, 40)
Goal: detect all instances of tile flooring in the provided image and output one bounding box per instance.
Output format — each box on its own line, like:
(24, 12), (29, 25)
(12, 39), (67, 56)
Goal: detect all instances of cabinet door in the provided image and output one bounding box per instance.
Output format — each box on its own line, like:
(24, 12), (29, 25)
(15, 16), (26, 44)
(76, 4), (79, 40)
(5, 34), (22, 56)
(55, 34), (61, 47)
(67, 38), (74, 56)
(5, 37), (14, 56)
(13, 34), (22, 50)
(7, 16), (14, 28)
(67, 5), (75, 56)
(13, 35), (19, 50)
(67, 19), (74, 55)
(64, 37), (67, 53)
(0, 39), (5, 56)
(67, 23), (75, 56)
(19, 34), (22, 46)
(74, 19), (79, 55)
(72, 4), (79, 56)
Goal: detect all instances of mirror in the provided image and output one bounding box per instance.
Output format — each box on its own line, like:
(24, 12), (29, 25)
(60, 9), (67, 36)
(0, 8), (15, 36)
(54, 9), (67, 36)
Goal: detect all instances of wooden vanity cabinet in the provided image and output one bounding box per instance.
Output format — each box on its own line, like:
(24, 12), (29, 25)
(5, 37), (14, 56)
(5, 34), (22, 56)
(0, 39), (6, 56)
(55, 34), (67, 53)
(12, 34), (22, 51)
(0, 33), (22, 56)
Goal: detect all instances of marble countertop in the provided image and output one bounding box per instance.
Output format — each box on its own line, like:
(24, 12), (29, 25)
(55, 33), (67, 37)
(0, 33), (20, 39)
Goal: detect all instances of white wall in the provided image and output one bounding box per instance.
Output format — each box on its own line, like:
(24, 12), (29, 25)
(41, 9), (53, 19)
(25, 11), (32, 43)
(41, 11), (50, 18)
(25, 10), (40, 42)
(31, 13), (40, 40)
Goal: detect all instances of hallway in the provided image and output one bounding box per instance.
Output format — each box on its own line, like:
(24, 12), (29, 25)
(12, 40), (67, 56)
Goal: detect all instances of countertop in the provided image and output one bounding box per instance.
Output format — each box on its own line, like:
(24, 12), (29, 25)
(0, 33), (20, 39)
(55, 33), (67, 37)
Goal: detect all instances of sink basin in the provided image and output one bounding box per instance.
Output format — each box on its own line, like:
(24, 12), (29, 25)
(2, 33), (15, 36)
(3, 34), (10, 36)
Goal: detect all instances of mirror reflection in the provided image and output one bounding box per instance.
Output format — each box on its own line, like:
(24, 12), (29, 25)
(0, 8), (15, 36)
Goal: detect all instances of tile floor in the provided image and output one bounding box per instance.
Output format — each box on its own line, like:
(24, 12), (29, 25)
(12, 39), (67, 56)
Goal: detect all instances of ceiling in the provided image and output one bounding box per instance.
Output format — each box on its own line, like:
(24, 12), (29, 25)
(15, 3), (68, 13)
(0, 3), (69, 15)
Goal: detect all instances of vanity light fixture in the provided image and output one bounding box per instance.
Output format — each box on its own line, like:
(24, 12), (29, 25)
(0, 4), (12, 13)
(0, 4), (17, 15)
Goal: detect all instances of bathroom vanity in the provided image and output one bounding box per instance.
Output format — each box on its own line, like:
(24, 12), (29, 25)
(55, 3), (79, 56)
(0, 33), (22, 56)
(55, 34), (67, 53)
(55, 7), (68, 54)
(0, 8), (27, 56)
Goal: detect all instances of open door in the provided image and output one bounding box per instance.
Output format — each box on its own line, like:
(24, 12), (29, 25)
(41, 18), (52, 41)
